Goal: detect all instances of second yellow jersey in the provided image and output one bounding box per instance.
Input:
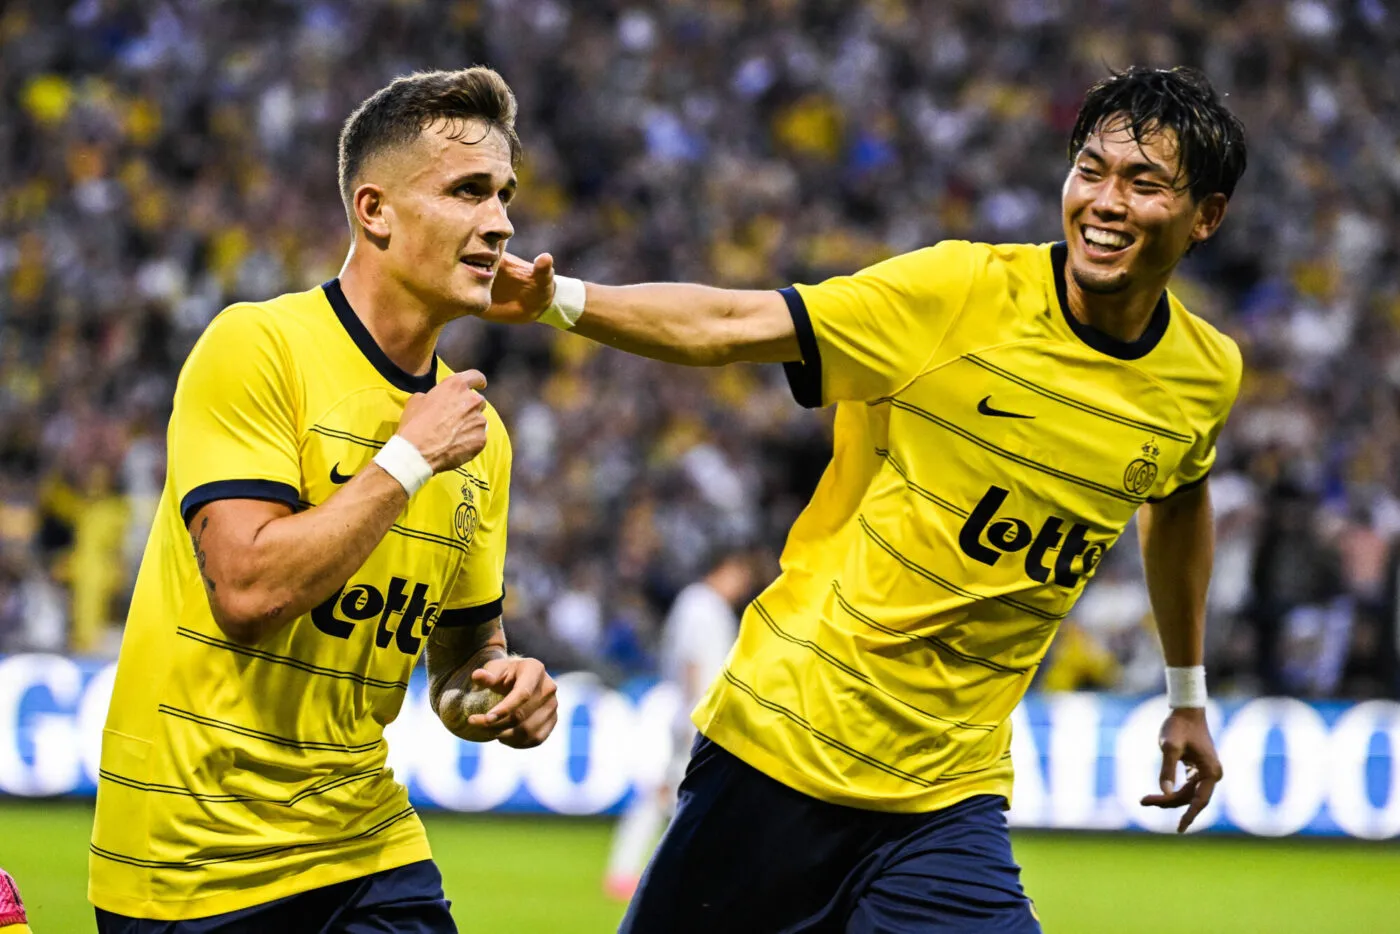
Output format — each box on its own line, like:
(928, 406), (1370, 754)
(693, 240), (1241, 813)
(90, 281), (511, 920)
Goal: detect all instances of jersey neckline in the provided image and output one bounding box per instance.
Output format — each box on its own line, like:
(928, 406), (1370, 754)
(1049, 241), (1170, 360)
(321, 279), (439, 393)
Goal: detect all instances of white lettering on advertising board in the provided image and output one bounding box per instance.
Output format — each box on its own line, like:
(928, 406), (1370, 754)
(0, 655), (1395, 838)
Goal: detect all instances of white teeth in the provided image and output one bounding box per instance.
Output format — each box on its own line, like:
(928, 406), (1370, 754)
(1084, 227), (1131, 249)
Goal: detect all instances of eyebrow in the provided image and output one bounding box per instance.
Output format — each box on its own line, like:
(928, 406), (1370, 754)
(451, 171), (518, 196)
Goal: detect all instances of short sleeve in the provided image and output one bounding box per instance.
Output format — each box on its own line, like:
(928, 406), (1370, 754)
(170, 306), (302, 524)
(436, 409), (511, 627)
(1148, 337), (1243, 502)
(781, 240), (977, 407)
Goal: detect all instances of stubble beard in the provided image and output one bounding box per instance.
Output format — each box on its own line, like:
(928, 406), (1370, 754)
(1071, 265), (1132, 296)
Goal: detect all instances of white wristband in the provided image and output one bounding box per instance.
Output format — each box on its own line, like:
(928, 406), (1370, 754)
(373, 434), (434, 498)
(539, 275), (586, 330)
(1165, 666), (1208, 708)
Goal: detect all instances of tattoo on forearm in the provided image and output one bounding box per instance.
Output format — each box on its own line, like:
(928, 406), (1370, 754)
(426, 618), (507, 712)
(191, 516), (216, 593)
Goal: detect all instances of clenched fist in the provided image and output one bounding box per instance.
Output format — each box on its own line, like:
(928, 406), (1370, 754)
(397, 370), (490, 472)
(438, 657), (558, 748)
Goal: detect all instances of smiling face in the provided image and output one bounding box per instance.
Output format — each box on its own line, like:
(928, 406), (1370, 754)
(354, 118), (517, 317)
(1061, 116), (1226, 297)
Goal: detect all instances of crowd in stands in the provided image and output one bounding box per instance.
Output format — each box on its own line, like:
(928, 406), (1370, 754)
(1, 0), (1398, 698)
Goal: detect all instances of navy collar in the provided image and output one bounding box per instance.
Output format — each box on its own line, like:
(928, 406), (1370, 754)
(322, 279), (438, 393)
(1051, 242), (1170, 361)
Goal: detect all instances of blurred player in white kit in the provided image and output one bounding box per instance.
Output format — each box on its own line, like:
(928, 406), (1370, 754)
(604, 548), (756, 900)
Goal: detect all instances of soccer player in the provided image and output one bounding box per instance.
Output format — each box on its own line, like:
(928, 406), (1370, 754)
(488, 66), (1247, 932)
(89, 68), (557, 933)
(603, 547), (754, 900)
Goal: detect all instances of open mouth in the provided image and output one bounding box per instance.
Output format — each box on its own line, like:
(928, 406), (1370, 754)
(460, 257), (497, 279)
(1081, 225), (1135, 258)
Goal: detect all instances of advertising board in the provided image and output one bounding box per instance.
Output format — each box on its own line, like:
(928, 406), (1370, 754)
(1, 655), (1395, 838)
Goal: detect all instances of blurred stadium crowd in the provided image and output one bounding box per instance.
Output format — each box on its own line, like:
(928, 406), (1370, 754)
(1, 0), (1398, 699)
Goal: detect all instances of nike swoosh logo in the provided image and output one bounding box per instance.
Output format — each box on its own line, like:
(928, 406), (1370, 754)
(329, 463), (353, 484)
(977, 396), (1034, 419)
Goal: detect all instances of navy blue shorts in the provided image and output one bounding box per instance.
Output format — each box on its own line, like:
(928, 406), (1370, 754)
(94, 859), (455, 934)
(620, 737), (1041, 934)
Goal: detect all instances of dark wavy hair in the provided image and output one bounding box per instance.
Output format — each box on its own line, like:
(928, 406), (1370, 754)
(1069, 66), (1248, 202)
(338, 67), (521, 212)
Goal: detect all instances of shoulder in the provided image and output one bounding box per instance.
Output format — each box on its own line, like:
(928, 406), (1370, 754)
(798, 239), (983, 290)
(198, 301), (282, 346)
(1164, 295), (1244, 400)
(977, 241), (1055, 286)
(194, 287), (325, 357)
(891, 240), (1049, 301)
(873, 238), (984, 282)
(176, 302), (292, 395)
(175, 288), (336, 408)
(982, 241), (1047, 264)
(667, 583), (712, 622)
(675, 583), (733, 625)
(1142, 294), (1245, 441)
(674, 581), (711, 607)
(850, 240), (995, 311)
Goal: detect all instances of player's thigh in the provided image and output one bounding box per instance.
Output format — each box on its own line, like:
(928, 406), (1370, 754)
(621, 737), (878, 934)
(847, 795), (1040, 934)
(92, 864), (451, 934)
(331, 860), (456, 934)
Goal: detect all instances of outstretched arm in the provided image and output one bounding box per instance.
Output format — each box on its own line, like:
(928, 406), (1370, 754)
(1137, 481), (1223, 832)
(488, 252), (799, 366)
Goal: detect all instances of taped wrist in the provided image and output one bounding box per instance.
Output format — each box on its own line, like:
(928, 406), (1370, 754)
(373, 435), (434, 497)
(1166, 666), (1207, 708)
(539, 275), (586, 330)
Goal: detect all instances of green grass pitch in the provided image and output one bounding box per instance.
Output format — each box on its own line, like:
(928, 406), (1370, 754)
(2, 799), (1397, 933)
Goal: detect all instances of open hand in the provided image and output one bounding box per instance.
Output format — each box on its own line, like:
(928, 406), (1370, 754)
(463, 656), (558, 748)
(1140, 707), (1223, 833)
(483, 251), (556, 323)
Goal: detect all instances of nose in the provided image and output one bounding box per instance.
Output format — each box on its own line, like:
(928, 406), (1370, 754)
(1089, 175), (1128, 219)
(479, 195), (514, 247)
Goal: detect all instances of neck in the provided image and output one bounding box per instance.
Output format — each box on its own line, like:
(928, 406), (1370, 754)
(337, 250), (442, 378)
(1064, 267), (1171, 343)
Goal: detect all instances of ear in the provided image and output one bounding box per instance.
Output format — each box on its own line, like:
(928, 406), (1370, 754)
(352, 183), (392, 240)
(1190, 192), (1228, 246)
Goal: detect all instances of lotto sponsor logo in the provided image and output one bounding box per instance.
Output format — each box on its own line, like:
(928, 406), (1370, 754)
(958, 485), (1108, 587)
(311, 576), (442, 655)
(0, 655), (1396, 838)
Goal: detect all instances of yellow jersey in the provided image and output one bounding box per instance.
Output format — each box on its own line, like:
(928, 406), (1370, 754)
(693, 240), (1241, 813)
(89, 281), (510, 920)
